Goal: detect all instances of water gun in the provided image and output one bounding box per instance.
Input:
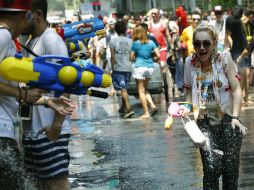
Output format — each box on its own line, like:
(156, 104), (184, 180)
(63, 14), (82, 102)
(165, 102), (192, 130)
(62, 18), (106, 54)
(0, 53), (112, 98)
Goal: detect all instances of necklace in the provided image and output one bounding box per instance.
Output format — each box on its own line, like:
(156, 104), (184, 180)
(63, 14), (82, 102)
(195, 54), (222, 110)
(242, 21), (252, 43)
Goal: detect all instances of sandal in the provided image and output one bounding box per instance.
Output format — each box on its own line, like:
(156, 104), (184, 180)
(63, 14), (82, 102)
(138, 114), (150, 119)
(151, 107), (158, 116)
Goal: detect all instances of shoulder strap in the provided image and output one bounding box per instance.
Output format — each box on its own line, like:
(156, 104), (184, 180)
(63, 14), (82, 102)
(18, 42), (38, 57)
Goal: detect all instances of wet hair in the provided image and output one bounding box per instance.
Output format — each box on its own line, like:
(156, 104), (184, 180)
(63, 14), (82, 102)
(115, 21), (126, 35)
(193, 25), (217, 44)
(132, 27), (148, 44)
(32, 0), (48, 20)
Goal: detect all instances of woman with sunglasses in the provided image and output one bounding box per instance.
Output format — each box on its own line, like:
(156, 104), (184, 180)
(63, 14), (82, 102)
(183, 25), (247, 190)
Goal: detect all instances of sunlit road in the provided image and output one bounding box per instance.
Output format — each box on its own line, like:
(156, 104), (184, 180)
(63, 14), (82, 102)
(68, 91), (254, 190)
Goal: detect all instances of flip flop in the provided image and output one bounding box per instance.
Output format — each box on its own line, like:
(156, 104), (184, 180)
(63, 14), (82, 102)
(138, 114), (150, 119)
(151, 107), (158, 116)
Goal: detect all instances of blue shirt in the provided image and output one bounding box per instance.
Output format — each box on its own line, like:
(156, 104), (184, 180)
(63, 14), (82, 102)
(131, 40), (156, 68)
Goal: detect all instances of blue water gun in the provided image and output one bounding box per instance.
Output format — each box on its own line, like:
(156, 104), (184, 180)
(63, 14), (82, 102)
(63, 18), (106, 54)
(0, 53), (112, 98)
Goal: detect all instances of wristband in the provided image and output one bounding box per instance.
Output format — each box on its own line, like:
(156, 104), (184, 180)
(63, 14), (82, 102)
(43, 96), (49, 107)
(22, 87), (28, 102)
(17, 86), (22, 103)
(232, 116), (241, 122)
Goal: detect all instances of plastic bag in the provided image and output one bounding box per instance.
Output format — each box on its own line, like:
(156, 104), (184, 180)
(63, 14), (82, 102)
(181, 116), (207, 148)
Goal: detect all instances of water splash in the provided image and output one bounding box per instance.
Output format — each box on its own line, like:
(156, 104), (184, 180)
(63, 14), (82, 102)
(0, 144), (38, 190)
(203, 134), (224, 156)
(109, 179), (119, 190)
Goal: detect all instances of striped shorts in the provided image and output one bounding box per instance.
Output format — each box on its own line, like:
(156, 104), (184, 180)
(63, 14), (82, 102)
(23, 133), (70, 179)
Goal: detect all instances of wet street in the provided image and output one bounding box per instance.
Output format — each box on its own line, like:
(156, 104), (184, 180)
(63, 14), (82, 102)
(68, 91), (254, 190)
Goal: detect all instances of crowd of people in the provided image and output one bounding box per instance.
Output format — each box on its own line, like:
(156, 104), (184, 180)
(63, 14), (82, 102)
(0, 0), (253, 189)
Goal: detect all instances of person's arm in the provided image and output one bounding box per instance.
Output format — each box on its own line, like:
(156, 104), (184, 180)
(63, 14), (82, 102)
(236, 39), (254, 63)
(130, 43), (136, 62)
(226, 53), (247, 134)
(153, 47), (160, 63)
(236, 48), (249, 64)
(0, 83), (46, 103)
(227, 54), (242, 117)
(110, 48), (116, 70)
(164, 22), (173, 48)
(130, 51), (135, 62)
(39, 95), (70, 142)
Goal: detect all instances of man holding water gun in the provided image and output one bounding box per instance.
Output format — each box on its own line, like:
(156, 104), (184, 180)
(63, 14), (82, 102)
(21, 0), (75, 189)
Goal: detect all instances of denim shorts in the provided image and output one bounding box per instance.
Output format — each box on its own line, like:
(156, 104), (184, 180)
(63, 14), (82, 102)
(239, 56), (251, 68)
(112, 71), (131, 90)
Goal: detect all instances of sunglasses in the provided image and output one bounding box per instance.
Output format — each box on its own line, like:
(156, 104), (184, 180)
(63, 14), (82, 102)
(193, 40), (212, 49)
(25, 11), (33, 23)
(192, 18), (201, 21)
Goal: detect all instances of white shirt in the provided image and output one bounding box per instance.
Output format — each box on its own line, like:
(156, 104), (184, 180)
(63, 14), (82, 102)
(24, 27), (71, 136)
(0, 28), (19, 141)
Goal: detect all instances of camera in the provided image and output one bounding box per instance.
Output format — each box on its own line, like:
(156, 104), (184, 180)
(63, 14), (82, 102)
(18, 103), (32, 120)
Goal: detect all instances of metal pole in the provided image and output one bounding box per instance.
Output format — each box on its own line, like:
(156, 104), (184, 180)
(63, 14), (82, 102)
(153, 0), (156, 8)
(172, 0), (175, 10)
(74, 0), (77, 12)
(129, 0), (133, 13)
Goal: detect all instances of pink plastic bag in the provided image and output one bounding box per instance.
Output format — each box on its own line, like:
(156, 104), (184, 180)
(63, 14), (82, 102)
(168, 102), (182, 117)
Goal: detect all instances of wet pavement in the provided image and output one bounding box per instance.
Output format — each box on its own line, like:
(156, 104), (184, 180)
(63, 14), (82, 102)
(68, 89), (254, 190)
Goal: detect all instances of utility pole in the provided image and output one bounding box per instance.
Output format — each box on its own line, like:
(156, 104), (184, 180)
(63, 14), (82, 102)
(237, 0), (242, 5)
(74, 0), (77, 12)
(171, 0), (175, 10)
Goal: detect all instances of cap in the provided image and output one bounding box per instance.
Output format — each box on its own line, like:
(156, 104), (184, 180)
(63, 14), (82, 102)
(0, 0), (32, 12)
(214, 5), (223, 12)
(107, 17), (116, 25)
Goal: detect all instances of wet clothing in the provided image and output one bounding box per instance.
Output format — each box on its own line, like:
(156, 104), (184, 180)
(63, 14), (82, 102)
(197, 114), (242, 190)
(23, 27), (70, 179)
(184, 52), (236, 120)
(0, 138), (37, 190)
(0, 27), (33, 189)
(184, 52), (243, 189)
(23, 133), (70, 179)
